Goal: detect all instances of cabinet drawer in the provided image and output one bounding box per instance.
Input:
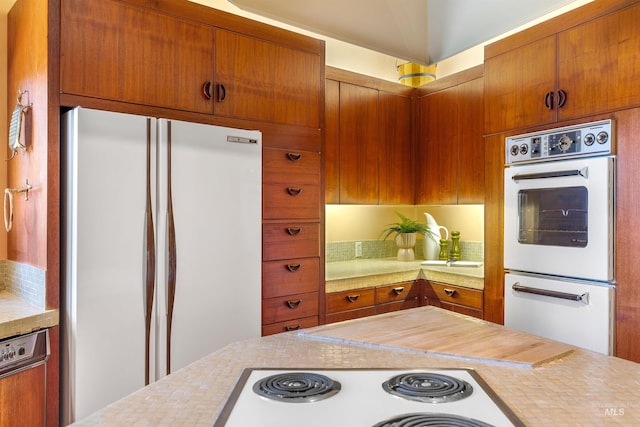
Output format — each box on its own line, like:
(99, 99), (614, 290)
(375, 281), (419, 304)
(263, 183), (320, 219)
(262, 316), (318, 336)
(262, 292), (319, 324)
(263, 258), (320, 298)
(377, 299), (419, 314)
(427, 282), (483, 310)
(326, 288), (375, 314)
(263, 223), (320, 261)
(325, 306), (377, 324)
(263, 148), (320, 184)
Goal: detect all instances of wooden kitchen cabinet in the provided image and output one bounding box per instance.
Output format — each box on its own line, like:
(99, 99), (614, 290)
(60, 0), (215, 114)
(484, 0), (640, 134)
(0, 364), (46, 427)
(214, 29), (321, 128)
(416, 66), (484, 204)
(375, 281), (420, 313)
(422, 281), (483, 319)
(325, 67), (414, 205)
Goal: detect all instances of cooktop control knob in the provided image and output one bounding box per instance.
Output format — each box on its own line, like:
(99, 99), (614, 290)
(510, 145), (519, 156)
(519, 144), (528, 155)
(597, 131), (609, 144)
(584, 133), (595, 146)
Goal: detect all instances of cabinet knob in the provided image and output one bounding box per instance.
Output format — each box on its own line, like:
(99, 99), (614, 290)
(286, 299), (302, 309)
(346, 294), (360, 303)
(286, 227), (302, 236)
(444, 288), (457, 297)
(285, 263), (302, 272)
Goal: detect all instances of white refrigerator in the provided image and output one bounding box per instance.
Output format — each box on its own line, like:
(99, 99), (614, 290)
(61, 107), (262, 424)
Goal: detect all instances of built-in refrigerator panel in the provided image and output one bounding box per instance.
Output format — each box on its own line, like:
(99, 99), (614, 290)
(61, 107), (262, 424)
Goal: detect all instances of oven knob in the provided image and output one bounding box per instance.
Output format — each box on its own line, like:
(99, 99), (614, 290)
(597, 131), (609, 144)
(519, 144), (528, 155)
(584, 133), (595, 146)
(558, 134), (574, 152)
(510, 145), (519, 156)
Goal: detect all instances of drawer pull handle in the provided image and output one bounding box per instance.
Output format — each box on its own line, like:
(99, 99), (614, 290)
(444, 288), (457, 297)
(217, 83), (226, 102)
(286, 227), (302, 236)
(392, 287), (405, 295)
(286, 263), (302, 272)
(287, 187), (302, 196)
(346, 294), (360, 303)
(285, 324), (301, 331)
(286, 152), (303, 161)
(286, 299), (302, 309)
(201, 81), (212, 100)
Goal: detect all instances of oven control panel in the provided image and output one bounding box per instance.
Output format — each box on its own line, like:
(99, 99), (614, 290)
(0, 329), (48, 373)
(506, 119), (613, 165)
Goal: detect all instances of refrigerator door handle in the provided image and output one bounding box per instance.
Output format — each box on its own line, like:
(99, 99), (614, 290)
(165, 121), (177, 376)
(143, 118), (156, 386)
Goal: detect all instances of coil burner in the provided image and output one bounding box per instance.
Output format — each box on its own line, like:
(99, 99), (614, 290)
(382, 372), (473, 403)
(372, 412), (495, 427)
(252, 372), (341, 403)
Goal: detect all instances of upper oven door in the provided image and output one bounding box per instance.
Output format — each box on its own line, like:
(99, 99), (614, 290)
(504, 156), (614, 282)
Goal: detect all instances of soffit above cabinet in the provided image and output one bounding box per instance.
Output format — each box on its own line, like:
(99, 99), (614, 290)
(227, 0), (585, 64)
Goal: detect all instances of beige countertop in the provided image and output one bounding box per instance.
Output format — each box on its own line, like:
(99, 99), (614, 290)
(74, 306), (640, 426)
(0, 290), (59, 340)
(326, 258), (484, 292)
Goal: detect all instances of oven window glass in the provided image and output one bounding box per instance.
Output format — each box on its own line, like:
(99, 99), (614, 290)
(517, 186), (588, 247)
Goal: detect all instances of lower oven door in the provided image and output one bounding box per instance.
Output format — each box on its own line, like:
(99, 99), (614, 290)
(504, 273), (614, 355)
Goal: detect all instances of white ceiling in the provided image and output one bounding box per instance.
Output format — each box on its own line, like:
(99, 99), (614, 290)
(229, 0), (579, 64)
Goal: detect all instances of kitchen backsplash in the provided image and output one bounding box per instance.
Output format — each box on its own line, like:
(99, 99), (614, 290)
(326, 239), (484, 263)
(0, 260), (46, 308)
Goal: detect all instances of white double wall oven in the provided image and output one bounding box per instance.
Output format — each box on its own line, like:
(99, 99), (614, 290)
(503, 120), (615, 355)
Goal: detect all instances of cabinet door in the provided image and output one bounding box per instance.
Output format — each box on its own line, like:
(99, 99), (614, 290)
(416, 86), (458, 204)
(214, 29), (321, 127)
(457, 78), (485, 204)
(0, 365), (45, 427)
(484, 36), (557, 134)
(324, 79), (340, 203)
(378, 92), (414, 204)
(60, 0), (214, 113)
(339, 83), (379, 203)
(558, 3), (640, 120)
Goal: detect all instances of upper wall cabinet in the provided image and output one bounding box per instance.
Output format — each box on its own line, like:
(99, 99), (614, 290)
(214, 29), (321, 128)
(60, 0), (215, 114)
(324, 67), (413, 205)
(416, 67), (484, 205)
(484, 1), (640, 134)
(60, 0), (323, 128)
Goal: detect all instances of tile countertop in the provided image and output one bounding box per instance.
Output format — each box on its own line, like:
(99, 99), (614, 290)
(0, 291), (59, 340)
(326, 258), (484, 293)
(74, 306), (640, 427)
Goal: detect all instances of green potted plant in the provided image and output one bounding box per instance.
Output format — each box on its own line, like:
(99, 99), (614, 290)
(380, 212), (428, 261)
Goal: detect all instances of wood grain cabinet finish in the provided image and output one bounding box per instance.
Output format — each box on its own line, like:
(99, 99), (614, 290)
(262, 223), (320, 261)
(416, 69), (484, 205)
(422, 281), (483, 319)
(262, 258), (320, 299)
(484, 2), (640, 135)
(0, 364), (46, 427)
(261, 316), (319, 336)
(325, 70), (413, 205)
(263, 148), (321, 220)
(60, 0), (215, 114)
(262, 292), (319, 324)
(214, 29), (321, 128)
(375, 281), (420, 305)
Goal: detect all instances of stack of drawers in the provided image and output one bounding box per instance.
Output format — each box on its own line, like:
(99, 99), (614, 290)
(262, 147), (321, 335)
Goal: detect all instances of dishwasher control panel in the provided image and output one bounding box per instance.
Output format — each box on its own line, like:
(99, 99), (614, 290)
(0, 329), (49, 374)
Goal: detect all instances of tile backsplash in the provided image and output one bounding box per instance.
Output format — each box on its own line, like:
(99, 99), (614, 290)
(0, 260), (46, 309)
(326, 238), (484, 263)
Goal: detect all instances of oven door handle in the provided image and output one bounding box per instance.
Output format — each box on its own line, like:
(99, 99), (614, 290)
(512, 283), (589, 304)
(511, 167), (587, 181)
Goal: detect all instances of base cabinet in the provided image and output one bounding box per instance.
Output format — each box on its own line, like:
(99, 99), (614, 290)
(0, 364), (46, 427)
(422, 281), (484, 319)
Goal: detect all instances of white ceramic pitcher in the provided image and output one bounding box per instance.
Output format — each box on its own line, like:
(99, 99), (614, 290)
(423, 213), (449, 260)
